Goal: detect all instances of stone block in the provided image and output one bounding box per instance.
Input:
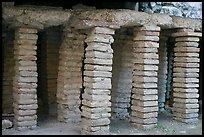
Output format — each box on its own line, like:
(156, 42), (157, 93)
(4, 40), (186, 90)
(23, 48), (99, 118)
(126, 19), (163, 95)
(85, 64), (112, 71)
(15, 115), (37, 121)
(173, 72), (199, 78)
(173, 83), (199, 88)
(173, 88), (198, 93)
(175, 37), (200, 42)
(174, 98), (198, 103)
(174, 63), (199, 68)
(2, 119), (12, 130)
(15, 33), (38, 40)
(134, 35), (159, 41)
(174, 47), (200, 52)
(131, 100), (158, 106)
(86, 43), (113, 53)
(132, 94), (158, 101)
(17, 28), (37, 34)
(84, 58), (112, 65)
(133, 47), (158, 53)
(175, 42), (199, 47)
(132, 82), (157, 88)
(14, 104), (38, 110)
(16, 76), (37, 83)
(174, 57), (200, 63)
(131, 89), (158, 95)
(14, 109), (36, 116)
(82, 93), (111, 101)
(85, 34), (114, 44)
(175, 53), (199, 57)
(173, 78), (199, 83)
(82, 99), (111, 107)
(134, 41), (159, 48)
(15, 120), (37, 127)
(18, 71), (38, 77)
(172, 32), (202, 37)
(133, 53), (158, 59)
(131, 106), (158, 112)
(133, 70), (158, 76)
(84, 71), (112, 78)
(86, 51), (113, 59)
(84, 88), (110, 95)
(14, 49), (36, 55)
(14, 55), (37, 61)
(131, 111), (158, 118)
(173, 103), (199, 109)
(91, 27), (115, 35)
(82, 111), (111, 119)
(133, 59), (159, 64)
(81, 106), (111, 113)
(14, 82), (37, 89)
(173, 108), (199, 114)
(132, 76), (158, 82)
(82, 118), (110, 126)
(173, 93), (199, 98)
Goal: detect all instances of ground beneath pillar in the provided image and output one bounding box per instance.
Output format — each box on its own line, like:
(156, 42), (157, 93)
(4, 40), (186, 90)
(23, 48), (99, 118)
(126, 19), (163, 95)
(2, 111), (202, 135)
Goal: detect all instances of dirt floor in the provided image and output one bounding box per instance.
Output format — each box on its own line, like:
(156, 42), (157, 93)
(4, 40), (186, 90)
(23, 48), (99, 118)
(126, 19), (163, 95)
(2, 110), (202, 135)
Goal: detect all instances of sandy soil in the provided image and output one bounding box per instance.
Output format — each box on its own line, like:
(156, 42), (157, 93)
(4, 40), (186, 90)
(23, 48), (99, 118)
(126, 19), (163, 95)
(2, 111), (202, 135)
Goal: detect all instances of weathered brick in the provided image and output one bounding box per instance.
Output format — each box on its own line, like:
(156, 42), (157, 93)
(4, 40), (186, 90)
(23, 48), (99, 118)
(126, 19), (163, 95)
(175, 37), (200, 42)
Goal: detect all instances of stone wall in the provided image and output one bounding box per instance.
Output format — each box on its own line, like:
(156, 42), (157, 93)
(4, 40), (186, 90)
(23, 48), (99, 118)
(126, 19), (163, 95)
(45, 27), (62, 116)
(139, 2), (202, 19)
(2, 27), (15, 114)
(36, 27), (62, 116)
(111, 27), (133, 119)
(57, 27), (85, 123)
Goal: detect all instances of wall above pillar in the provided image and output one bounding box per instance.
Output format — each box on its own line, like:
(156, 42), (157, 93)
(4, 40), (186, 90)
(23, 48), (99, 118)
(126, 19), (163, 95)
(2, 5), (202, 31)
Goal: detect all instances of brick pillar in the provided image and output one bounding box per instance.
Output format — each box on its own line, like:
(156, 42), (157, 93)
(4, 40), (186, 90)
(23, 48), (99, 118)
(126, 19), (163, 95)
(131, 24), (160, 129)
(57, 27), (84, 123)
(172, 28), (202, 123)
(13, 27), (38, 130)
(81, 27), (115, 135)
(158, 34), (168, 111)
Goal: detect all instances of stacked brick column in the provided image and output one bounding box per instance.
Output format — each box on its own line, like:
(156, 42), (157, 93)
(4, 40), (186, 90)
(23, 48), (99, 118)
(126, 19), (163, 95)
(158, 33), (168, 111)
(57, 27), (84, 123)
(81, 27), (115, 134)
(13, 27), (38, 130)
(111, 28), (133, 119)
(172, 28), (202, 123)
(131, 24), (160, 129)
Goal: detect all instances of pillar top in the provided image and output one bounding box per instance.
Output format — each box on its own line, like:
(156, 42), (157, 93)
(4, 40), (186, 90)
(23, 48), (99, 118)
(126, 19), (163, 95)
(172, 32), (202, 37)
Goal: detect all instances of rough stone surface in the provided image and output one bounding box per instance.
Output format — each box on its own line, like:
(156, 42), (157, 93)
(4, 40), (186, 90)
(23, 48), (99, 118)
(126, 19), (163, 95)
(111, 27), (133, 120)
(2, 119), (13, 130)
(57, 27), (84, 124)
